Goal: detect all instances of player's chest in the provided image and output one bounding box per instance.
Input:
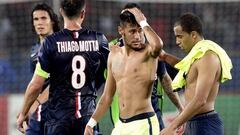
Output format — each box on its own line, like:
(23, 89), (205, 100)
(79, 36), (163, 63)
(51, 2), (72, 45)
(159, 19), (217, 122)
(185, 61), (198, 85)
(111, 55), (146, 78)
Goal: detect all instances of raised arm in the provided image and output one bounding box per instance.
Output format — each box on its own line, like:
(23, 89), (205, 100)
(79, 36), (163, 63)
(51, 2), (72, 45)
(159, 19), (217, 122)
(127, 8), (163, 57)
(84, 52), (117, 135)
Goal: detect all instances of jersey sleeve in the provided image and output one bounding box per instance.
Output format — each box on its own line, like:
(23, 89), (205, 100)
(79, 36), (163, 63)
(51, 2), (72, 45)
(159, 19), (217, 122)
(95, 33), (110, 90)
(165, 62), (178, 80)
(157, 61), (167, 80)
(98, 33), (109, 64)
(38, 38), (51, 73)
(34, 62), (49, 78)
(29, 45), (36, 74)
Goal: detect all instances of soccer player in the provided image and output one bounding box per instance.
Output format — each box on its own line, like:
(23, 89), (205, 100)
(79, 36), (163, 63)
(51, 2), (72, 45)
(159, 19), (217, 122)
(84, 6), (163, 135)
(160, 13), (232, 135)
(109, 38), (183, 131)
(26, 3), (60, 135)
(108, 3), (183, 131)
(17, 0), (109, 134)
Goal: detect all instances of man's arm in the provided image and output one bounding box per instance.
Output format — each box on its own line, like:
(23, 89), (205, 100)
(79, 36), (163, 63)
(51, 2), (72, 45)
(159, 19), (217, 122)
(159, 50), (181, 67)
(127, 8), (163, 57)
(17, 74), (45, 133)
(29, 86), (49, 114)
(160, 73), (184, 112)
(84, 52), (117, 135)
(161, 52), (221, 133)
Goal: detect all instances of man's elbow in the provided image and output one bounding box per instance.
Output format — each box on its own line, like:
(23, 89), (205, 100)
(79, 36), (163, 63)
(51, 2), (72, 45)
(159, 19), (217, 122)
(152, 39), (163, 57)
(27, 82), (42, 93)
(154, 38), (163, 52)
(196, 98), (207, 107)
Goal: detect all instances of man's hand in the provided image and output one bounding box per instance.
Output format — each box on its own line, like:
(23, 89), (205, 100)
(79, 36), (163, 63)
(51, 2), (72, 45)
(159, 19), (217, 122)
(158, 49), (166, 61)
(109, 42), (121, 51)
(125, 8), (146, 24)
(160, 126), (175, 135)
(175, 123), (185, 135)
(16, 112), (28, 134)
(84, 125), (93, 135)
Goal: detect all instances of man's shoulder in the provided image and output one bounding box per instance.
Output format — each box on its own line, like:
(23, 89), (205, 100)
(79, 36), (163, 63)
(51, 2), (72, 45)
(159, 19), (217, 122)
(194, 51), (220, 69)
(108, 46), (122, 63)
(202, 51), (219, 61)
(83, 29), (106, 37)
(109, 45), (122, 54)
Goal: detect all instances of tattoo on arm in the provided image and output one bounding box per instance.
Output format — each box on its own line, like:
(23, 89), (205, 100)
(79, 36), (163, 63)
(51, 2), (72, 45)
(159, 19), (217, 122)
(161, 73), (182, 110)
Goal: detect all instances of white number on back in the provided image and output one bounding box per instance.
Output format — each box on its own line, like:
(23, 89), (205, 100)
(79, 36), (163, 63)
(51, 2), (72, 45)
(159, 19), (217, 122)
(71, 55), (86, 89)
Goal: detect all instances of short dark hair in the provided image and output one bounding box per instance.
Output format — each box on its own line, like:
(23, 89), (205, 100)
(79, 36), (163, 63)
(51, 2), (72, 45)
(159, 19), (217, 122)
(123, 3), (141, 9)
(31, 3), (60, 32)
(119, 3), (141, 27)
(60, 0), (86, 19)
(174, 13), (203, 36)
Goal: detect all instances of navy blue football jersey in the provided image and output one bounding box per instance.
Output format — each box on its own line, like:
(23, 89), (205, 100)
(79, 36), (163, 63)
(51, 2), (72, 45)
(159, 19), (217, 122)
(38, 28), (109, 120)
(30, 43), (40, 73)
(151, 61), (166, 108)
(30, 42), (50, 91)
(29, 42), (49, 134)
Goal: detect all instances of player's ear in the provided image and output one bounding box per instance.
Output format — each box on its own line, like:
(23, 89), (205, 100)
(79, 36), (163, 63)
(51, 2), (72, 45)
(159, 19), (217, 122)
(191, 31), (198, 39)
(59, 8), (64, 17)
(118, 26), (124, 35)
(80, 10), (85, 19)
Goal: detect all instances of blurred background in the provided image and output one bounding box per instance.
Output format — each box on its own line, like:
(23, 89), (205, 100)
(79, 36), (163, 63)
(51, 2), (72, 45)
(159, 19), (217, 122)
(0, 0), (239, 135)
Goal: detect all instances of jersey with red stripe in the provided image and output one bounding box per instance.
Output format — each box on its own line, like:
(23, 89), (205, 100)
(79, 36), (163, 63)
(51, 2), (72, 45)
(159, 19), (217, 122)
(38, 28), (109, 120)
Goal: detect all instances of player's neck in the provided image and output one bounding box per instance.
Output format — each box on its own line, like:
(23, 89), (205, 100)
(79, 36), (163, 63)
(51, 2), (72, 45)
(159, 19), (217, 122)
(39, 36), (44, 44)
(124, 46), (137, 56)
(194, 36), (204, 45)
(64, 19), (82, 31)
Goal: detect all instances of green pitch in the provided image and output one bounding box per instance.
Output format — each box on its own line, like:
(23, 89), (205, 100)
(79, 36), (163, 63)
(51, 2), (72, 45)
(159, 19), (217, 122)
(98, 94), (240, 135)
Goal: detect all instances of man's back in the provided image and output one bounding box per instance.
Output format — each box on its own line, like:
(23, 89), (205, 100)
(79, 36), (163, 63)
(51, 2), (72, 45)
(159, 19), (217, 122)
(39, 28), (109, 120)
(110, 45), (157, 118)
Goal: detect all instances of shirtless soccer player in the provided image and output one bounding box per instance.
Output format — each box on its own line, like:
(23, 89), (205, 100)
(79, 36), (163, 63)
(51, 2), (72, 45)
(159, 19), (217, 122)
(84, 7), (163, 135)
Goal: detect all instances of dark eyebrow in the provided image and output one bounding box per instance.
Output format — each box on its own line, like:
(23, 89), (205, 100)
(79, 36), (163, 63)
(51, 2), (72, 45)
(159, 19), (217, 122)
(40, 16), (47, 19)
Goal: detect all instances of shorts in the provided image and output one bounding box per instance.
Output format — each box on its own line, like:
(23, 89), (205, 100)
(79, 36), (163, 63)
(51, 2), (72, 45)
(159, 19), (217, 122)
(111, 112), (159, 135)
(26, 103), (47, 135)
(44, 115), (100, 135)
(26, 118), (44, 135)
(184, 110), (224, 135)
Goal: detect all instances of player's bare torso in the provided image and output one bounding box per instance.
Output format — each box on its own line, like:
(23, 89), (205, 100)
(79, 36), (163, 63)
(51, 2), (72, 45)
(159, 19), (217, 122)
(184, 51), (221, 114)
(110, 45), (157, 118)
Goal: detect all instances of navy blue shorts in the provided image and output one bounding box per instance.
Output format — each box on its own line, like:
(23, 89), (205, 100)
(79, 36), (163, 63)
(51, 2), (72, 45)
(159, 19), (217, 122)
(184, 111), (224, 135)
(26, 118), (44, 135)
(26, 103), (47, 135)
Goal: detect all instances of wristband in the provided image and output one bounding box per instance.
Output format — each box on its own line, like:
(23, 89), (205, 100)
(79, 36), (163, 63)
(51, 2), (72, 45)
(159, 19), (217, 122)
(139, 20), (149, 28)
(36, 99), (41, 105)
(87, 118), (97, 128)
